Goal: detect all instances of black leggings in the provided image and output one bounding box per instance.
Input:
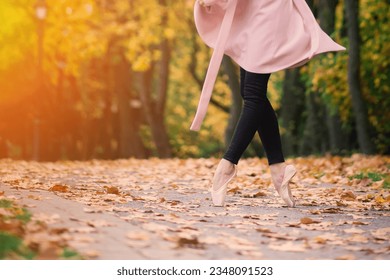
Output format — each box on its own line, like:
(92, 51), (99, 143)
(223, 68), (285, 165)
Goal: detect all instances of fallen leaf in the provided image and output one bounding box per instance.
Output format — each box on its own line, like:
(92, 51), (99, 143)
(227, 186), (240, 194)
(255, 228), (272, 233)
(69, 227), (97, 234)
(314, 237), (327, 244)
(336, 201), (348, 207)
(375, 195), (386, 204)
(127, 231), (150, 241)
(49, 185), (69, 192)
(322, 208), (341, 214)
(344, 227), (365, 234)
(348, 234), (369, 243)
(300, 217), (320, 225)
(37, 245), (60, 260)
(371, 228), (390, 241)
(340, 191), (356, 201)
(243, 191), (267, 198)
(336, 254), (356, 260)
(27, 195), (43, 200)
(352, 221), (368, 226)
(176, 237), (204, 249)
(104, 186), (120, 195)
(269, 241), (307, 252)
(83, 207), (101, 213)
(84, 250), (100, 258)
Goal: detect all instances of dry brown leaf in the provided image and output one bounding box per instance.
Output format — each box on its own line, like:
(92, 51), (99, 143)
(314, 237), (327, 244)
(104, 186), (120, 195)
(27, 194), (43, 200)
(348, 234), (369, 243)
(49, 228), (68, 235)
(375, 195), (387, 204)
(336, 201), (348, 207)
(176, 237), (204, 249)
(322, 208), (342, 214)
(0, 219), (24, 236)
(87, 220), (113, 228)
(300, 217), (320, 225)
(131, 196), (145, 201)
(227, 186), (240, 194)
(352, 221), (368, 226)
(83, 207), (101, 213)
(69, 227), (97, 234)
(263, 232), (299, 241)
(344, 227), (365, 234)
(37, 245), (61, 260)
(255, 228), (272, 233)
(340, 191), (356, 201)
(371, 227), (390, 240)
(49, 184), (69, 192)
(243, 191), (267, 198)
(336, 254), (356, 260)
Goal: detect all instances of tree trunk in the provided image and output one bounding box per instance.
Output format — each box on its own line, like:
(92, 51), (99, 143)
(114, 55), (147, 158)
(345, 0), (375, 154)
(188, 29), (229, 113)
(318, 0), (348, 154)
(139, 64), (172, 158)
(221, 56), (242, 147)
(299, 92), (328, 155)
(280, 69), (306, 156)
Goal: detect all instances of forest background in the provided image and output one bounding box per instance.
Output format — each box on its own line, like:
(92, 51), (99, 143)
(0, 0), (388, 161)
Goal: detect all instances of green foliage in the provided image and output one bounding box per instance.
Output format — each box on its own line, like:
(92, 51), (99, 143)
(0, 199), (13, 208)
(61, 248), (82, 259)
(0, 0), (388, 159)
(350, 171), (390, 189)
(359, 0), (390, 153)
(0, 232), (35, 260)
(15, 208), (32, 224)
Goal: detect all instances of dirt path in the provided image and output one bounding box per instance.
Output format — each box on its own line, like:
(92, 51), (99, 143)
(1, 156), (389, 260)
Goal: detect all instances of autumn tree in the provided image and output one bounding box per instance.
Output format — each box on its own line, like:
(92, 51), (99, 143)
(345, 0), (375, 154)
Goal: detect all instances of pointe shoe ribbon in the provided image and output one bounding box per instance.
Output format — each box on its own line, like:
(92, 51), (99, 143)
(209, 165), (237, 206)
(277, 164), (297, 207)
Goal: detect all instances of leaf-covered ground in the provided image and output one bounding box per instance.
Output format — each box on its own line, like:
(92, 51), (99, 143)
(0, 155), (389, 260)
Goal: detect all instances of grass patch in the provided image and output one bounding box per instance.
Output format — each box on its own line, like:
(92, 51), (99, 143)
(15, 208), (32, 224)
(0, 198), (81, 260)
(61, 248), (82, 259)
(0, 199), (13, 208)
(350, 172), (390, 188)
(0, 232), (35, 259)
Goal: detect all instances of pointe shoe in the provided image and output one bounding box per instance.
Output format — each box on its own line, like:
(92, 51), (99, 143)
(277, 164), (297, 207)
(210, 165), (237, 207)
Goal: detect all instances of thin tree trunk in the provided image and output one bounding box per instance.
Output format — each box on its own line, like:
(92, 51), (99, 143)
(299, 92), (327, 155)
(345, 0), (375, 154)
(280, 69), (306, 156)
(139, 66), (172, 158)
(222, 56), (242, 147)
(318, 0), (348, 154)
(114, 55), (147, 158)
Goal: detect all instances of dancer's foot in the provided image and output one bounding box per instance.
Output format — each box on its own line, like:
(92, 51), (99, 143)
(210, 159), (237, 206)
(270, 163), (296, 207)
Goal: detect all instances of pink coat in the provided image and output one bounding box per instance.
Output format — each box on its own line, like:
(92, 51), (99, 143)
(190, 0), (346, 131)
